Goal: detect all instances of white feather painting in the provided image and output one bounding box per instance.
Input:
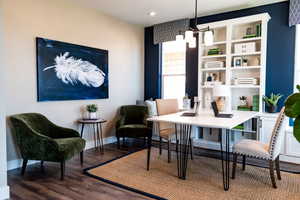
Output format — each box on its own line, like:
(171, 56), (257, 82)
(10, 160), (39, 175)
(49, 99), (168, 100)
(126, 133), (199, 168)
(43, 52), (105, 88)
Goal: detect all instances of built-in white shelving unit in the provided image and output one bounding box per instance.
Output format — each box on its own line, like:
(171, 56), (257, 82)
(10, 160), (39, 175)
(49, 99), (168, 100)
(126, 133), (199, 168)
(197, 13), (270, 113)
(194, 13), (271, 151)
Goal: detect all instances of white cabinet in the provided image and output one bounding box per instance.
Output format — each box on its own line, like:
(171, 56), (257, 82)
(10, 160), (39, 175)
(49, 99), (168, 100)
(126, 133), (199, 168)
(285, 128), (300, 157)
(260, 113), (300, 164)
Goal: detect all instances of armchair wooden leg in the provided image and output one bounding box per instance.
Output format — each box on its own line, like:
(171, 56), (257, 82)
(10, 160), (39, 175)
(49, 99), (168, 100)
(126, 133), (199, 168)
(232, 154), (237, 179)
(60, 161), (65, 181)
(80, 151), (84, 165)
(175, 133), (179, 154)
(167, 140), (171, 163)
(117, 136), (120, 149)
(275, 156), (281, 180)
(159, 137), (162, 155)
(41, 160), (45, 173)
(147, 136), (152, 171)
(242, 155), (246, 171)
(189, 138), (194, 160)
(269, 160), (277, 188)
(21, 159), (28, 176)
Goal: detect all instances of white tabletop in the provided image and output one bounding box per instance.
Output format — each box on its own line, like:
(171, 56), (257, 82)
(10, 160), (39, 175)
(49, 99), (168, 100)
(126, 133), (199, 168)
(148, 110), (258, 129)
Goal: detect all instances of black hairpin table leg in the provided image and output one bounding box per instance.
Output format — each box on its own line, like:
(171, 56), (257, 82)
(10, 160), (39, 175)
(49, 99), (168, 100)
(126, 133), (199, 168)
(175, 124), (192, 180)
(220, 129), (230, 191)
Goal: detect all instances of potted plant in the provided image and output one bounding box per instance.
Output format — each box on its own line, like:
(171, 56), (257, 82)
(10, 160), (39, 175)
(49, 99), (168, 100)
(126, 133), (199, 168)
(263, 93), (283, 113)
(284, 85), (300, 142)
(86, 104), (98, 119)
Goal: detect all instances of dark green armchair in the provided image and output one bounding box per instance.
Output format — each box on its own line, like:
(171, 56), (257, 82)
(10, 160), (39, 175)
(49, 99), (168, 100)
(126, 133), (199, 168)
(10, 113), (86, 180)
(116, 105), (152, 170)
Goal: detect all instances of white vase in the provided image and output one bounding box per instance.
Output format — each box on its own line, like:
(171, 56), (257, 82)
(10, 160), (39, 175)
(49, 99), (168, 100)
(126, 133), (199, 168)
(89, 112), (97, 119)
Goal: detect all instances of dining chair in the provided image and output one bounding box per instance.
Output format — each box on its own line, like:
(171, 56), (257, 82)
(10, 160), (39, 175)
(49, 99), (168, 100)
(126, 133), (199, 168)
(156, 99), (193, 163)
(231, 107), (287, 188)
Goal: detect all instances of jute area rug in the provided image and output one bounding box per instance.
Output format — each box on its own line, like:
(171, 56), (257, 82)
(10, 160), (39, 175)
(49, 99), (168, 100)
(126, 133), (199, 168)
(84, 148), (300, 200)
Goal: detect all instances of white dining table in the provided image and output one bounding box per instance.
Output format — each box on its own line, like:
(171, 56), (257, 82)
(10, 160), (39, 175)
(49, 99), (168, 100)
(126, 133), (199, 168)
(148, 109), (259, 191)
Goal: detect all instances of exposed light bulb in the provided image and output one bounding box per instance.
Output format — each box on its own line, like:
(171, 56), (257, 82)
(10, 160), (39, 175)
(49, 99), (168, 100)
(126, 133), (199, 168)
(188, 37), (197, 48)
(204, 30), (214, 46)
(185, 30), (194, 43)
(176, 34), (184, 41)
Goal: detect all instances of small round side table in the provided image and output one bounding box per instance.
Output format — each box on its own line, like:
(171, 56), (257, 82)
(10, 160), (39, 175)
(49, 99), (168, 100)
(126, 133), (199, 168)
(78, 119), (107, 152)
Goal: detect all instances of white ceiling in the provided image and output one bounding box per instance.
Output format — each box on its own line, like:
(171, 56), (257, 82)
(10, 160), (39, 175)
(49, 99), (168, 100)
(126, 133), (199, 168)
(72, 0), (287, 27)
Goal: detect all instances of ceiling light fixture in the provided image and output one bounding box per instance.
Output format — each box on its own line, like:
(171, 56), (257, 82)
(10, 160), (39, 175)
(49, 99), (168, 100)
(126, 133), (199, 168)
(149, 11), (156, 17)
(176, 0), (214, 48)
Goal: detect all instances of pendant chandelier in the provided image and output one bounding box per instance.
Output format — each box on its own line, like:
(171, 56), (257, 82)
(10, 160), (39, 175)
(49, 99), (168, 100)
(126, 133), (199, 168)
(176, 0), (214, 48)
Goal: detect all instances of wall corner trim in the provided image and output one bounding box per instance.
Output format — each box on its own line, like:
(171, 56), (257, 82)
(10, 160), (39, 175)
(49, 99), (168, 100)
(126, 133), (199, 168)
(0, 185), (10, 200)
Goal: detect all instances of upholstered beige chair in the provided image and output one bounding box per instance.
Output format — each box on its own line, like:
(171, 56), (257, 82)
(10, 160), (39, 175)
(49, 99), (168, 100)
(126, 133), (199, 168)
(156, 99), (193, 163)
(232, 107), (287, 188)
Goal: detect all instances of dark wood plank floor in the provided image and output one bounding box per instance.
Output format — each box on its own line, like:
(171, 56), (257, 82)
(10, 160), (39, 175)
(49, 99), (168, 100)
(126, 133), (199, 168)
(8, 139), (300, 200)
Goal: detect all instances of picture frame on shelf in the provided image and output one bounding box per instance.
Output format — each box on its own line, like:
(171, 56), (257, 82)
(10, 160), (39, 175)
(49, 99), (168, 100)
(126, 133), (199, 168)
(233, 57), (242, 67)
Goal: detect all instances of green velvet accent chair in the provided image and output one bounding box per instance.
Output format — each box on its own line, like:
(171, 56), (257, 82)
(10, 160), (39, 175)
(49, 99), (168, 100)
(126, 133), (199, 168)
(116, 105), (152, 170)
(10, 113), (86, 180)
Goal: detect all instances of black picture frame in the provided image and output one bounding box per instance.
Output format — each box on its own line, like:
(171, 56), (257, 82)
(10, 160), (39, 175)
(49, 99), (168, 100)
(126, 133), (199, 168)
(36, 37), (109, 102)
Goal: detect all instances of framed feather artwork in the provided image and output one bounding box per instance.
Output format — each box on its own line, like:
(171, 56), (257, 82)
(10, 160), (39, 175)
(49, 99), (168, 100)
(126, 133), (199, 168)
(36, 37), (109, 101)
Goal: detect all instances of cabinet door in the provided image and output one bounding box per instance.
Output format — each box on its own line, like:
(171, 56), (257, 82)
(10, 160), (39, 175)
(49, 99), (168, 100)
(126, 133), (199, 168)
(285, 132), (300, 157)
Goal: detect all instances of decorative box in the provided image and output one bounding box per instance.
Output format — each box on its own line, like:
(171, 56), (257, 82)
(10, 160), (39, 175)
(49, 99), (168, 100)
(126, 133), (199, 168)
(233, 78), (258, 85)
(204, 61), (224, 69)
(234, 42), (256, 54)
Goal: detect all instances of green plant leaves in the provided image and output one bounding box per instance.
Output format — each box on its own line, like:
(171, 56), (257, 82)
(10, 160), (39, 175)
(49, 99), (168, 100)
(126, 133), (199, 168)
(297, 85), (300, 92)
(263, 93), (283, 106)
(294, 117), (300, 143)
(285, 93), (300, 118)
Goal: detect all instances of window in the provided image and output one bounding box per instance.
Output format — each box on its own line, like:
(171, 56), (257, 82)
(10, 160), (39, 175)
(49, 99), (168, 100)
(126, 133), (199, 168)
(161, 40), (186, 106)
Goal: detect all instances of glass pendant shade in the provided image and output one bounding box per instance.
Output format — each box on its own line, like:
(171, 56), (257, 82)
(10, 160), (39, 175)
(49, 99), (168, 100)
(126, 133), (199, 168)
(204, 30), (214, 46)
(185, 30), (194, 43)
(188, 37), (197, 48)
(176, 34), (184, 42)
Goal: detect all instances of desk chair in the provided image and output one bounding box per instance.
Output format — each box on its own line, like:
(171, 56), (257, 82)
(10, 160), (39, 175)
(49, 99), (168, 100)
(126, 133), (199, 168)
(232, 107), (287, 188)
(156, 99), (193, 163)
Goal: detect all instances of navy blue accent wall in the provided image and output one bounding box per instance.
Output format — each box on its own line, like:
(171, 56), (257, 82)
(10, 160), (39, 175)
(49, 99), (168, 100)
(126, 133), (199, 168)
(144, 26), (162, 100)
(186, 1), (295, 109)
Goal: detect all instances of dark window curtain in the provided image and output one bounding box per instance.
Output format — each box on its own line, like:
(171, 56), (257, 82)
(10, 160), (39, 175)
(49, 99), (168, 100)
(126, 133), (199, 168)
(144, 26), (162, 100)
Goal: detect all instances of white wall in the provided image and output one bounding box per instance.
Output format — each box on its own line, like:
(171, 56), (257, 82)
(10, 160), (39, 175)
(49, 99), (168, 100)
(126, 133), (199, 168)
(2, 0), (144, 166)
(0, 0), (9, 198)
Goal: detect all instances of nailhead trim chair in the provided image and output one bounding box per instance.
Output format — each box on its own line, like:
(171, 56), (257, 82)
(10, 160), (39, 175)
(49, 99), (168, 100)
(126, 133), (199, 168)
(10, 113), (86, 180)
(232, 107), (287, 188)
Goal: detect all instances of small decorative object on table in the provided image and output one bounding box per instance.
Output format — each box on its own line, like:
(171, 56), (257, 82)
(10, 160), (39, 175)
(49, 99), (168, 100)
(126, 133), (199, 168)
(182, 94), (191, 110)
(86, 104), (98, 119)
(263, 93), (283, 113)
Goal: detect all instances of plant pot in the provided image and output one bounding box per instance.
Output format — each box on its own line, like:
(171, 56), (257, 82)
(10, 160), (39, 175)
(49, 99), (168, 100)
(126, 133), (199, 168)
(89, 112), (97, 119)
(266, 105), (277, 113)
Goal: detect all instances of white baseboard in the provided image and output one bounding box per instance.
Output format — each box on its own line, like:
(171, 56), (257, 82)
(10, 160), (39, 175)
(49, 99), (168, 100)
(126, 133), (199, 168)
(280, 155), (300, 164)
(7, 159), (39, 171)
(84, 136), (117, 150)
(0, 186), (9, 200)
(7, 136), (117, 171)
